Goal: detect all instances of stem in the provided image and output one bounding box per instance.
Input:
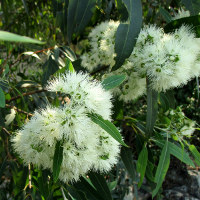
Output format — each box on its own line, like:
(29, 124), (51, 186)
(6, 104), (33, 117)
(6, 89), (46, 103)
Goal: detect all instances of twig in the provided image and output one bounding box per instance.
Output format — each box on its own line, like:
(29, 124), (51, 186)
(6, 104), (33, 117)
(28, 164), (32, 189)
(9, 46), (55, 68)
(6, 89), (47, 103)
(2, 127), (10, 135)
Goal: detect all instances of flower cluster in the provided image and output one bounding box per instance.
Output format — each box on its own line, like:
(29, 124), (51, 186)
(12, 72), (120, 183)
(81, 20), (200, 101)
(162, 107), (196, 139)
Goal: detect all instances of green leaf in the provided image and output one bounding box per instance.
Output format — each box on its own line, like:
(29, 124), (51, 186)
(159, 90), (175, 111)
(0, 31), (45, 44)
(53, 140), (64, 182)
(37, 170), (51, 199)
(121, 146), (137, 180)
(88, 172), (112, 200)
(66, 59), (75, 72)
(42, 56), (59, 85)
(74, 177), (103, 200)
(88, 113), (128, 147)
(107, 180), (117, 191)
(0, 88), (5, 108)
(164, 15), (200, 37)
(189, 145), (200, 166)
(136, 144), (148, 188)
(146, 77), (158, 137)
(102, 74), (126, 90)
(181, 0), (200, 15)
(152, 140), (170, 198)
(67, 0), (96, 43)
(63, 185), (87, 200)
(112, 0), (142, 71)
(155, 140), (195, 167)
(159, 7), (172, 23)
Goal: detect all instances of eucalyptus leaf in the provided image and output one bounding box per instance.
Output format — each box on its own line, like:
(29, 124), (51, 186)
(121, 146), (137, 180)
(146, 77), (158, 137)
(0, 87), (5, 108)
(67, 0), (96, 43)
(53, 140), (64, 182)
(189, 145), (200, 166)
(88, 172), (112, 200)
(102, 74), (126, 90)
(136, 144), (148, 188)
(155, 140), (195, 167)
(164, 15), (200, 37)
(152, 140), (170, 198)
(112, 0), (142, 71)
(159, 7), (172, 23)
(88, 113), (128, 147)
(181, 0), (200, 15)
(0, 31), (45, 44)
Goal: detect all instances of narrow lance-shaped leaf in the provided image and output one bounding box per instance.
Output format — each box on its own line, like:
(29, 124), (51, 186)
(88, 113), (128, 147)
(159, 7), (172, 23)
(136, 144), (148, 188)
(67, 0), (96, 43)
(73, 177), (103, 200)
(112, 0), (142, 71)
(155, 140), (195, 167)
(102, 74), (126, 90)
(0, 31), (45, 44)
(146, 77), (158, 137)
(53, 140), (64, 182)
(152, 140), (170, 198)
(0, 87), (5, 108)
(164, 15), (200, 37)
(121, 146), (137, 180)
(159, 90), (175, 111)
(181, 0), (200, 15)
(189, 144), (200, 166)
(88, 172), (112, 200)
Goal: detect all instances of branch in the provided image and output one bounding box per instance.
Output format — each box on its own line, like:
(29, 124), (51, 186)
(6, 104), (33, 117)
(6, 89), (47, 103)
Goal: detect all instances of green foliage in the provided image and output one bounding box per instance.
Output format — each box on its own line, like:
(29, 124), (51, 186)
(112, 0), (143, 71)
(53, 140), (64, 182)
(88, 113), (128, 147)
(1, 0), (200, 199)
(102, 74), (126, 90)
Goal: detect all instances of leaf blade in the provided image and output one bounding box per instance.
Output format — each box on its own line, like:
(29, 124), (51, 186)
(53, 140), (64, 182)
(152, 140), (170, 198)
(0, 31), (45, 44)
(0, 87), (5, 108)
(189, 145), (200, 166)
(88, 172), (112, 200)
(155, 140), (195, 167)
(146, 77), (158, 136)
(88, 113), (128, 147)
(102, 74), (126, 90)
(112, 0), (142, 71)
(136, 145), (148, 188)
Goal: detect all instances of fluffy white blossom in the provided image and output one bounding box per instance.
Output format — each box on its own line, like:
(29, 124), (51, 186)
(12, 72), (120, 183)
(82, 21), (200, 100)
(81, 21), (119, 72)
(133, 25), (200, 91)
(172, 9), (190, 20)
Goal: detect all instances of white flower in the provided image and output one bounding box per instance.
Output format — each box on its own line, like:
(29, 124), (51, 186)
(172, 9), (190, 20)
(81, 20), (119, 72)
(12, 72), (121, 183)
